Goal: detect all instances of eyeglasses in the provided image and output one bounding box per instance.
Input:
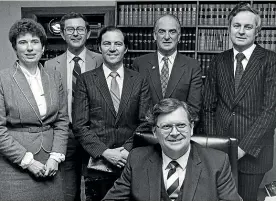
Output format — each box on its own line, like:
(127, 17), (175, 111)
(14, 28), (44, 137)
(156, 123), (190, 135)
(64, 26), (86, 35)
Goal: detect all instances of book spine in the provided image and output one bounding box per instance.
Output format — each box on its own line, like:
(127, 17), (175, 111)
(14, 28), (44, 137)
(125, 5), (129, 25)
(148, 5), (153, 26)
(128, 4), (133, 25)
(142, 4), (148, 25)
(138, 4), (142, 25)
(182, 4), (187, 25)
(178, 5), (183, 26)
(119, 5), (124, 25)
(133, 5), (138, 26)
(128, 32), (134, 50)
(186, 4), (192, 26)
(191, 4), (197, 26)
(199, 4), (204, 25)
(173, 4), (178, 17)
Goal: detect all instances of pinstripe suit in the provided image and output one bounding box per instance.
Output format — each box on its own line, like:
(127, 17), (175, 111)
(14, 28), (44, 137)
(72, 65), (151, 178)
(203, 45), (276, 198)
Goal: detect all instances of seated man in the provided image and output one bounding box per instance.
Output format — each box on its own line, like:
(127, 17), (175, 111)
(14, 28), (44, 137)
(103, 98), (241, 201)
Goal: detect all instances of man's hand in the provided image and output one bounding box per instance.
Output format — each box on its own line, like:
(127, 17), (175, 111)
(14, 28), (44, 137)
(44, 158), (59, 177)
(120, 148), (129, 160)
(238, 146), (246, 160)
(27, 160), (46, 178)
(102, 147), (127, 168)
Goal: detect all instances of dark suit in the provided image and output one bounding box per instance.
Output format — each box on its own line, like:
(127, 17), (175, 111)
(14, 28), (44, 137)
(72, 65), (151, 200)
(203, 45), (276, 199)
(103, 142), (240, 201)
(45, 49), (103, 201)
(0, 62), (69, 201)
(133, 52), (202, 116)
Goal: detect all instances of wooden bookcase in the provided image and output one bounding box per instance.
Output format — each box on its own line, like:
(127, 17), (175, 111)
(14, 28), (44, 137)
(115, 1), (276, 76)
(21, 6), (115, 63)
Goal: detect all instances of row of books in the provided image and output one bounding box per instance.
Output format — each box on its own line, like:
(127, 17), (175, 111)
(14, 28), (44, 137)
(256, 29), (276, 52)
(253, 3), (276, 26)
(118, 4), (197, 26)
(198, 29), (231, 51)
(197, 54), (215, 76)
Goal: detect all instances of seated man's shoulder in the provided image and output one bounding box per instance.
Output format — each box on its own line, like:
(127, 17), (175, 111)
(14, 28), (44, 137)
(129, 146), (157, 162)
(134, 53), (155, 63)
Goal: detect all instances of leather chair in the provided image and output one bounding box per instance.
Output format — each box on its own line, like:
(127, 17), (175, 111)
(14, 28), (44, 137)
(134, 132), (238, 186)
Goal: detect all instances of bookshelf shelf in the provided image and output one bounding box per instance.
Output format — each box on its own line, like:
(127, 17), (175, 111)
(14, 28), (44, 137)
(198, 25), (228, 29)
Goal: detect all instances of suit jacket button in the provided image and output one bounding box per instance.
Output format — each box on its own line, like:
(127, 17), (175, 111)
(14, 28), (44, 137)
(232, 112), (235, 116)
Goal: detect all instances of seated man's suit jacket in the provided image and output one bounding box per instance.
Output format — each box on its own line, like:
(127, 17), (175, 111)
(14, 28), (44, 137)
(133, 52), (202, 116)
(103, 142), (241, 201)
(72, 66), (151, 178)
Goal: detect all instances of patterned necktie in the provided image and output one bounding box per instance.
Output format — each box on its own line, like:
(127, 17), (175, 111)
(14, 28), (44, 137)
(72, 56), (81, 99)
(109, 72), (120, 113)
(161, 56), (170, 97)
(166, 161), (180, 199)
(234, 53), (245, 93)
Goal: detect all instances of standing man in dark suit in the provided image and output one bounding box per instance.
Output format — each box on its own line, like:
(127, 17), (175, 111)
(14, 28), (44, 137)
(45, 12), (102, 201)
(203, 3), (276, 201)
(103, 98), (241, 201)
(133, 14), (202, 117)
(73, 26), (151, 201)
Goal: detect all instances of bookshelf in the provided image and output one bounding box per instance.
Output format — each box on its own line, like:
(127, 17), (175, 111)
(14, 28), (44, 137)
(21, 6), (115, 63)
(115, 1), (276, 75)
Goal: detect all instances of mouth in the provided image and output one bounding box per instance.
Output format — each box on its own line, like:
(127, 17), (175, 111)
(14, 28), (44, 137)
(236, 37), (246, 40)
(25, 54), (36, 58)
(167, 138), (185, 143)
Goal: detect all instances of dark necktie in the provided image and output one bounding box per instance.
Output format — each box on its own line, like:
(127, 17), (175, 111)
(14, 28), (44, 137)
(109, 72), (120, 113)
(234, 53), (245, 93)
(72, 56), (81, 99)
(161, 57), (170, 97)
(166, 161), (179, 199)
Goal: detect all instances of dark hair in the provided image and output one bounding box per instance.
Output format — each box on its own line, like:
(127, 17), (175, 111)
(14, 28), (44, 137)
(97, 26), (129, 49)
(228, 2), (261, 32)
(9, 18), (47, 50)
(146, 98), (196, 126)
(153, 14), (181, 33)
(60, 12), (90, 32)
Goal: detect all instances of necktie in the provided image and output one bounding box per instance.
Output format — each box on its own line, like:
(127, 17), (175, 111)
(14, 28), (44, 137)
(161, 57), (170, 97)
(234, 53), (245, 93)
(166, 161), (179, 198)
(109, 72), (120, 113)
(72, 56), (81, 99)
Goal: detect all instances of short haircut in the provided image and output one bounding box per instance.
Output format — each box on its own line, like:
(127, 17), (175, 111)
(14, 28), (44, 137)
(146, 98), (195, 126)
(228, 2), (261, 32)
(9, 18), (47, 50)
(153, 14), (181, 33)
(97, 26), (129, 49)
(60, 12), (90, 32)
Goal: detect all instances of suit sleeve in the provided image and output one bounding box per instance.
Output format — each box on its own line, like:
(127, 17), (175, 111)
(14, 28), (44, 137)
(0, 75), (27, 164)
(51, 72), (69, 155)
(239, 53), (276, 157)
(203, 57), (218, 136)
(72, 75), (108, 158)
(132, 58), (140, 72)
(217, 154), (241, 201)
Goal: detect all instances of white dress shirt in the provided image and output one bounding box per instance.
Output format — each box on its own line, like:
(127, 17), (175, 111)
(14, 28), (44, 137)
(157, 50), (177, 78)
(233, 44), (256, 75)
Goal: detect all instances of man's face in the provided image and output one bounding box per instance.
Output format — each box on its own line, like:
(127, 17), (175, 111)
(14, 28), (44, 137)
(154, 16), (180, 56)
(61, 18), (90, 52)
(153, 107), (193, 160)
(230, 11), (258, 52)
(99, 30), (127, 69)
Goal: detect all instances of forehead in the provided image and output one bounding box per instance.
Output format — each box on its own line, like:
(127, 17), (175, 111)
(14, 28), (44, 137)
(157, 107), (189, 124)
(231, 11), (256, 25)
(101, 30), (124, 42)
(64, 18), (86, 27)
(17, 33), (40, 41)
(156, 16), (179, 30)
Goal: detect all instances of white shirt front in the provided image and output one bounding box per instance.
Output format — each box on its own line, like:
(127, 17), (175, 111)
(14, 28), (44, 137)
(103, 64), (124, 98)
(157, 51), (177, 78)
(66, 48), (86, 122)
(233, 44), (256, 75)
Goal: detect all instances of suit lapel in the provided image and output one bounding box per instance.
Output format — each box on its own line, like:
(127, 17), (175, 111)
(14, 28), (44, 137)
(165, 53), (186, 98)
(181, 144), (202, 201)
(93, 66), (116, 117)
(148, 53), (163, 101)
(12, 62), (42, 123)
(233, 45), (265, 105)
(40, 65), (51, 117)
(223, 50), (235, 99)
(56, 53), (67, 90)
(85, 50), (98, 71)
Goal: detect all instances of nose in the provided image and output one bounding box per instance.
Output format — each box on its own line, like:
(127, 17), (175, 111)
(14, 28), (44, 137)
(170, 125), (180, 136)
(109, 44), (116, 52)
(238, 26), (245, 35)
(27, 42), (33, 51)
(164, 31), (170, 40)
(72, 29), (78, 36)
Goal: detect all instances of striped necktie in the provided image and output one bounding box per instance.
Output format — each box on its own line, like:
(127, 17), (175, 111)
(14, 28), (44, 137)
(109, 72), (120, 113)
(161, 56), (169, 97)
(235, 53), (245, 93)
(72, 56), (81, 99)
(166, 161), (180, 199)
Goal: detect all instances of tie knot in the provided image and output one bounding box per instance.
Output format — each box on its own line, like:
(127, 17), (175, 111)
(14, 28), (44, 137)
(236, 53), (245, 62)
(163, 56), (169, 62)
(110, 72), (119, 78)
(73, 56), (81, 63)
(168, 161), (179, 169)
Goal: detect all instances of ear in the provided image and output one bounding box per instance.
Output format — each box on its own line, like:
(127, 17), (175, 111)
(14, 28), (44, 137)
(42, 46), (45, 53)
(124, 46), (128, 54)
(60, 31), (66, 41)
(98, 45), (102, 53)
(152, 127), (157, 137)
(190, 122), (194, 137)
(153, 31), (157, 41)
(86, 30), (92, 39)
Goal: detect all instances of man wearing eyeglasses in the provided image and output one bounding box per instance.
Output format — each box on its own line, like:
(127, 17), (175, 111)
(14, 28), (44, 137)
(45, 12), (102, 201)
(103, 98), (241, 201)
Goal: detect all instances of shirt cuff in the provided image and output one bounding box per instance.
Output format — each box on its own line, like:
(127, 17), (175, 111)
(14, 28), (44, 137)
(20, 152), (34, 169)
(50, 152), (65, 163)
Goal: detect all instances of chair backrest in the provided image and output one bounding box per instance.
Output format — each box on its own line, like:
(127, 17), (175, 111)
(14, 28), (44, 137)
(134, 132), (238, 186)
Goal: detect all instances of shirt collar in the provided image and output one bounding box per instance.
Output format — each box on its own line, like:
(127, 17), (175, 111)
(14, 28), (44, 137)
(157, 50), (177, 65)
(102, 63), (124, 80)
(67, 47), (87, 63)
(233, 44), (256, 61)
(162, 145), (191, 170)
(17, 62), (40, 78)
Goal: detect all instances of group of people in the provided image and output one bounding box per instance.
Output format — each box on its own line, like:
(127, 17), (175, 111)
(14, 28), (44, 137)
(0, 2), (275, 201)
